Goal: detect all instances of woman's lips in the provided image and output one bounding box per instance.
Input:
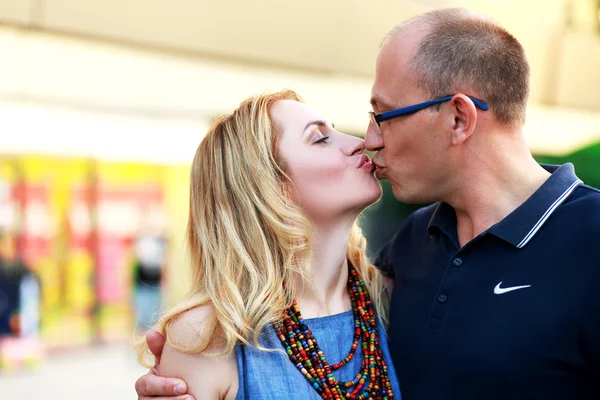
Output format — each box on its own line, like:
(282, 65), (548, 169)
(361, 161), (375, 170)
(357, 155), (376, 171)
(357, 154), (370, 168)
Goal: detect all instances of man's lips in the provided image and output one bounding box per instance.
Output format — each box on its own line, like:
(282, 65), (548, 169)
(372, 160), (386, 179)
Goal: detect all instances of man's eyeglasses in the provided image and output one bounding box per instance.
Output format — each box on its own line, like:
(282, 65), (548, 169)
(368, 95), (489, 135)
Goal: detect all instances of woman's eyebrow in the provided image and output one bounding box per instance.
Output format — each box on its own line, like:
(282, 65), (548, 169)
(303, 120), (330, 135)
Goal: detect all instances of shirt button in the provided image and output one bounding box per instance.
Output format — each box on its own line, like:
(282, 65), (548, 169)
(438, 294), (448, 303)
(453, 257), (463, 267)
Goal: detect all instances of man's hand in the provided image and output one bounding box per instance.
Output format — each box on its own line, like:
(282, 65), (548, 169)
(135, 329), (196, 400)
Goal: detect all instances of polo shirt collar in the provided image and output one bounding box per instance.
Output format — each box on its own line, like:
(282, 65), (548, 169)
(427, 163), (582, 249)
(427, 201), (457, 241)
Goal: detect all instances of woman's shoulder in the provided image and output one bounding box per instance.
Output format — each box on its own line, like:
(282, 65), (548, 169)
(167, 304), (218, 348)
(161, 304), (239, 400)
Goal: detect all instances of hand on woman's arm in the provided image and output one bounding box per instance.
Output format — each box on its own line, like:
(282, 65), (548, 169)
(135, 330), (194, 400)
(158, 306), (238, 400)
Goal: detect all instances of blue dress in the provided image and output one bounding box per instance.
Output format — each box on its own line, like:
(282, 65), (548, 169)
(234, 309), (402, 399)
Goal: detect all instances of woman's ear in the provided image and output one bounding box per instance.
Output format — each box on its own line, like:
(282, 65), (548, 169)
(280, 180), (297, 203)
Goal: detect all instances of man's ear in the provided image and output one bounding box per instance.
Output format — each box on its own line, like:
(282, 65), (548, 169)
(449, 94), (478, 146)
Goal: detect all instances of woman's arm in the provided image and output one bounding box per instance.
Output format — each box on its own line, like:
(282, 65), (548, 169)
(159, 306), (238, 400)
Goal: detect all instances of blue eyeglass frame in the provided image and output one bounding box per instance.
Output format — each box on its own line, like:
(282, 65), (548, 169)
(370, 95), (489, 126)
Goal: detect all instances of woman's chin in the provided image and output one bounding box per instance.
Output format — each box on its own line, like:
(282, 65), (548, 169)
(368, 179), (384, 200)
(356, 185), (384, 211)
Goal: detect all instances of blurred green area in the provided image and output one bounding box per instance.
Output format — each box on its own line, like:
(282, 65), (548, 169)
(360, 141), (600, 257)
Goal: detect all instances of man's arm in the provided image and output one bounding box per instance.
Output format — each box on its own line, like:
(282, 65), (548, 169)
(135, 330), (195, 400)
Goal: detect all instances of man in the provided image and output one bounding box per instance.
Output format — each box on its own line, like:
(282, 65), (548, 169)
(135, 8), (600, 399)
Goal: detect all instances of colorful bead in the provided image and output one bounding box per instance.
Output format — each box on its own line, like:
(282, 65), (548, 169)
(273, 267), (394, 399)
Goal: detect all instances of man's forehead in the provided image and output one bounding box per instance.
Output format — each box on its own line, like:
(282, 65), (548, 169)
(370, 91), (393, 108)
(372, 26), (430, 105)
(371, 54), (405, 108)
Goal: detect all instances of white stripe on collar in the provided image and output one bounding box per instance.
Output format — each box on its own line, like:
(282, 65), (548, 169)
(516, 179), (583, 248)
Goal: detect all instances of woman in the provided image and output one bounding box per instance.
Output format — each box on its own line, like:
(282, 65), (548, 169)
(136, 90), (400, 399)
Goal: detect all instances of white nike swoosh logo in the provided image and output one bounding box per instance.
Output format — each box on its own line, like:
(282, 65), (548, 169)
(494, 281), (531, 295)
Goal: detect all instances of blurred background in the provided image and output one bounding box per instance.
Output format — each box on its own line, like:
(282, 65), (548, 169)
(0, 0), (599, 398)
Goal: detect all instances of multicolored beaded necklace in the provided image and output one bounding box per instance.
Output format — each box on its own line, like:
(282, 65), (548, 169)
(273, 266), (394, 400)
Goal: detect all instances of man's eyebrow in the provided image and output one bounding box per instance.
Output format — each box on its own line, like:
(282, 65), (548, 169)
(370, 96), (391, 109)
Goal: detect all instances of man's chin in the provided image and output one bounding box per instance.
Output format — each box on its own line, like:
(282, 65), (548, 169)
(391, 188), (426, 205)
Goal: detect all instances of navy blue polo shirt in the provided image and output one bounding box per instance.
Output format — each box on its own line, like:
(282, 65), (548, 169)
(376, 164), (600, 400)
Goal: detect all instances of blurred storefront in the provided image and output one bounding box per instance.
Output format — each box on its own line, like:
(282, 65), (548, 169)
(0, 155), (186, 367)
(0, 0), (599, 376)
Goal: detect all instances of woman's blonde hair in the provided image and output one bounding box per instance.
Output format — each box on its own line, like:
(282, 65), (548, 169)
(136, 89), (388, 363)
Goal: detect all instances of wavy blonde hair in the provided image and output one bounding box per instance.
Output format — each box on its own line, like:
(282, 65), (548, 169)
(136, 89), (388, 363)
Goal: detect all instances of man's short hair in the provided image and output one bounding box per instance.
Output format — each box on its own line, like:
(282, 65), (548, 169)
(390, 8), (530, 127)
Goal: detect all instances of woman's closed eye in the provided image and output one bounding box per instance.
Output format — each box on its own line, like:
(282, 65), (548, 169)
(312, 135), (330, 145)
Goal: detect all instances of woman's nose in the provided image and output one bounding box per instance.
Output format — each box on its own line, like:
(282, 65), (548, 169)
(345, 136), (365, 156)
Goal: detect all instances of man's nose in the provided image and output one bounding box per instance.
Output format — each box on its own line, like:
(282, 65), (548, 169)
(364, 124), (384, 152)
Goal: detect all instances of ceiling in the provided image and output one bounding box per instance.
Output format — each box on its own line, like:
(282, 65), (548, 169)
(1, 0), (598, 112)
(0, 0), (568, 78)
(1, 0), (434, 76)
